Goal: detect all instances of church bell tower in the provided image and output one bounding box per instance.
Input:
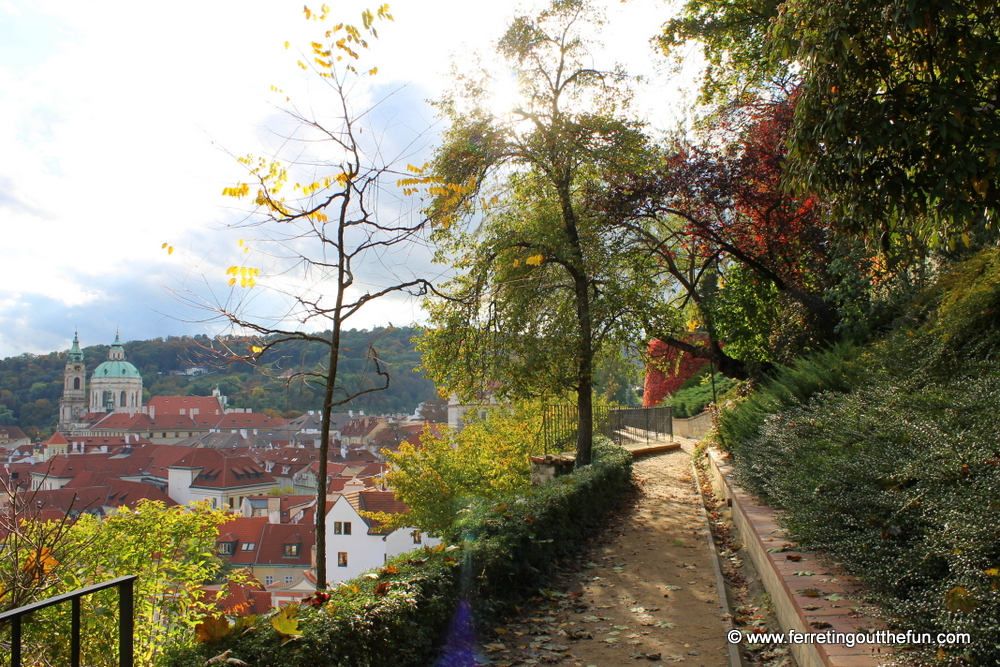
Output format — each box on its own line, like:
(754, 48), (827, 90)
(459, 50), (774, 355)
(59, 331), (88, 430)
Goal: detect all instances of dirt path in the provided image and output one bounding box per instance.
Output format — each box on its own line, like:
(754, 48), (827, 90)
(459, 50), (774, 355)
(475, 441), (732, 667)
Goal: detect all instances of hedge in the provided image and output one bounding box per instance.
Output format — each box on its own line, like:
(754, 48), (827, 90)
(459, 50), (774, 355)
(161, 438), (633, 667)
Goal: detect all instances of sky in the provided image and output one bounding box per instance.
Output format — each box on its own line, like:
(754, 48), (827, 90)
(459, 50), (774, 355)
(0, 0), (702, 359)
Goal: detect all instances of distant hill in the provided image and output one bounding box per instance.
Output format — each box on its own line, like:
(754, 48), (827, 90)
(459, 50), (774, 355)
(0, 327), (437, 439)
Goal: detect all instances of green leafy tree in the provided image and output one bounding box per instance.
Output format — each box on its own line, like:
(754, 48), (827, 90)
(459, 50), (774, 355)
(370, 401), (547, 538)
(421, 0), (654, 466)
(4, 500), (234, 667)
(774, 0), (1000, 242)
(658, 0), (787, 104)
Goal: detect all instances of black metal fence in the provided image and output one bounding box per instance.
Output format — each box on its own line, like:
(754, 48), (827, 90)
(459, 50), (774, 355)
(541, 404), (673, 453)
(0, 575), (136, 667)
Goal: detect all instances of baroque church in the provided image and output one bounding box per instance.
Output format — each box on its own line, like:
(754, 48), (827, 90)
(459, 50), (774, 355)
(58, 332), (143, 430)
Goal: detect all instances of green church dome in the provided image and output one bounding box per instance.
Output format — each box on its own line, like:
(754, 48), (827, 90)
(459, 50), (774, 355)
(92, 333), (142, 379)
(92, 359), (142, 378)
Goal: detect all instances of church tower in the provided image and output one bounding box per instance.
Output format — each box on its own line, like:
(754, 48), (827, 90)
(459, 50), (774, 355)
(58, 332), (88, 429)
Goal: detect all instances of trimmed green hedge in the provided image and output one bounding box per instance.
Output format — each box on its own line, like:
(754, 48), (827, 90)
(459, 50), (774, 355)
(161, 438), (633, 667)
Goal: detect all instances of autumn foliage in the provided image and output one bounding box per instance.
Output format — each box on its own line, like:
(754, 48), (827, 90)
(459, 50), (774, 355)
(643, 339), (709, 407)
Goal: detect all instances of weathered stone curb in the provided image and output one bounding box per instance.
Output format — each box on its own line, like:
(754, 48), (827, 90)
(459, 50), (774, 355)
(706, 447), (892, 667)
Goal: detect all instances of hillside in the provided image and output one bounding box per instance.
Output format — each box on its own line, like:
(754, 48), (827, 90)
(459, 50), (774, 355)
(0, 327), (437, 438)
(716, 248), (1000, 664)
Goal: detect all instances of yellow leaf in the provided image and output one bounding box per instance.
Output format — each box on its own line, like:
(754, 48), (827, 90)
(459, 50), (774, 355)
(168, 246), (174, 255)
(228, 278), (237, 287)
(944, 586), (978, 613)
(194, 616), (233, 644)
(161, 242), (169, 249)
(238, 239), (244, 246)
(251, 346), (263, 354)
(284, 41), (290, 49)
(368, 67), (378, 76)
(525, 254), (544, 266)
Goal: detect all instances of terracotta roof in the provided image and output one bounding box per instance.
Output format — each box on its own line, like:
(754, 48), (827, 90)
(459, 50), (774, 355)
(43, 432), (70, 446)
(23, 481), (175, 515)
(202, 571), (272, 616)
(341, 418), (384, 438)
(216, 516), (269, 566)
(0, 425), (28, 440)
(89, 413), (153, 430)
(253, 523), (315, 566)
(168, 449), (275, 489)
(347, 490), (411, 534)
(147, 396), (226, 416)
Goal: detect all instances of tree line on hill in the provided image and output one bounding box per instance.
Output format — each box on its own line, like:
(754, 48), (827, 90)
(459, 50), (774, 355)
(0, 327), (438, 439)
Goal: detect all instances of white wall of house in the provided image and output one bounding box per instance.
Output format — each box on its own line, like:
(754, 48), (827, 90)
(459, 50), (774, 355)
(167, 467), (199, 505)
(323, 497), (440, 583)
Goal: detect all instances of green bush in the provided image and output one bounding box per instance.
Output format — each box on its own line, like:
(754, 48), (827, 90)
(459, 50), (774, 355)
(666, 371), (735, 418)
(161, 439), (633, 667)
(717, 339), (864, 452)
(721, 248), (1000, 664)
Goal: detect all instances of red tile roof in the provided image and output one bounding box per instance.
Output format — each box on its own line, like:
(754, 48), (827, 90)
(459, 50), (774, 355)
(253, 523), (315, 567)
(147, 396), (226, 417)
(168, 449), (275, 489)
(348, 490), (411, 534)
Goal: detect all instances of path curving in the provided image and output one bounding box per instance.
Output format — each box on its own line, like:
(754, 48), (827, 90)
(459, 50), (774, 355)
(475, 439), (732, 667)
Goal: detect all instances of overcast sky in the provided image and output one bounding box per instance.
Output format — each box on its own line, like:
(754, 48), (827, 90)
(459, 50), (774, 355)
(0, 0), (701, 359)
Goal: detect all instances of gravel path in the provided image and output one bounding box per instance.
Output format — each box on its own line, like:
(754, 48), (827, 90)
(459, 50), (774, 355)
(475, 440), (731, 667)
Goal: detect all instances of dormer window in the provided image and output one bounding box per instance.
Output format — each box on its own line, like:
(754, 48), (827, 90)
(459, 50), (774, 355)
(217, 541), (237, 556)
(283, 543), (301, 557)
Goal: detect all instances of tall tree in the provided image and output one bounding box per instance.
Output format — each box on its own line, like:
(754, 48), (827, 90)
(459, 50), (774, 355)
(175, 4), (431, 590)
(420, 0), (653, 466)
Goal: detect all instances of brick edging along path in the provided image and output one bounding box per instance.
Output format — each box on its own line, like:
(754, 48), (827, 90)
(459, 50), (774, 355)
(705, 448), (893, 667)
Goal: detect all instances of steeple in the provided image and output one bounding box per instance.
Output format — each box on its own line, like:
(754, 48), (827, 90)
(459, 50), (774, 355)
(68, 330), (84, 363)
(60, 331), (88, 429)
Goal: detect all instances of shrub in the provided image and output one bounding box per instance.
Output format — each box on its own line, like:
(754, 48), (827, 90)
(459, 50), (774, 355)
(665, 371), (735, 418)
(162, 438), (633, 667)
(717, 339), (864, 452)
(721, 248), (1000, 664)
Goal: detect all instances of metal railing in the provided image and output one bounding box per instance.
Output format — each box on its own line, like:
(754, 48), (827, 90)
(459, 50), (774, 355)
(541, 404), (673, 452)
(0, 575), (136, 667)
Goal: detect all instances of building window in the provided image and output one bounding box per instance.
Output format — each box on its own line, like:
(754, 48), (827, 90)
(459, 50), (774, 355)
(284, 543), (300, 557)
(337, 552), (348, 567)
(217, 541), (235, 555)
(334, 521), (352, 535)
(285, 576), (294, 584)
(265, 575), (274, 586)
(241, 542), (256, 551)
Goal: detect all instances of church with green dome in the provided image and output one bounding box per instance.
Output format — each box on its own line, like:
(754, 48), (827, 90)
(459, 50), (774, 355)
(58, 332), (144, 429)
